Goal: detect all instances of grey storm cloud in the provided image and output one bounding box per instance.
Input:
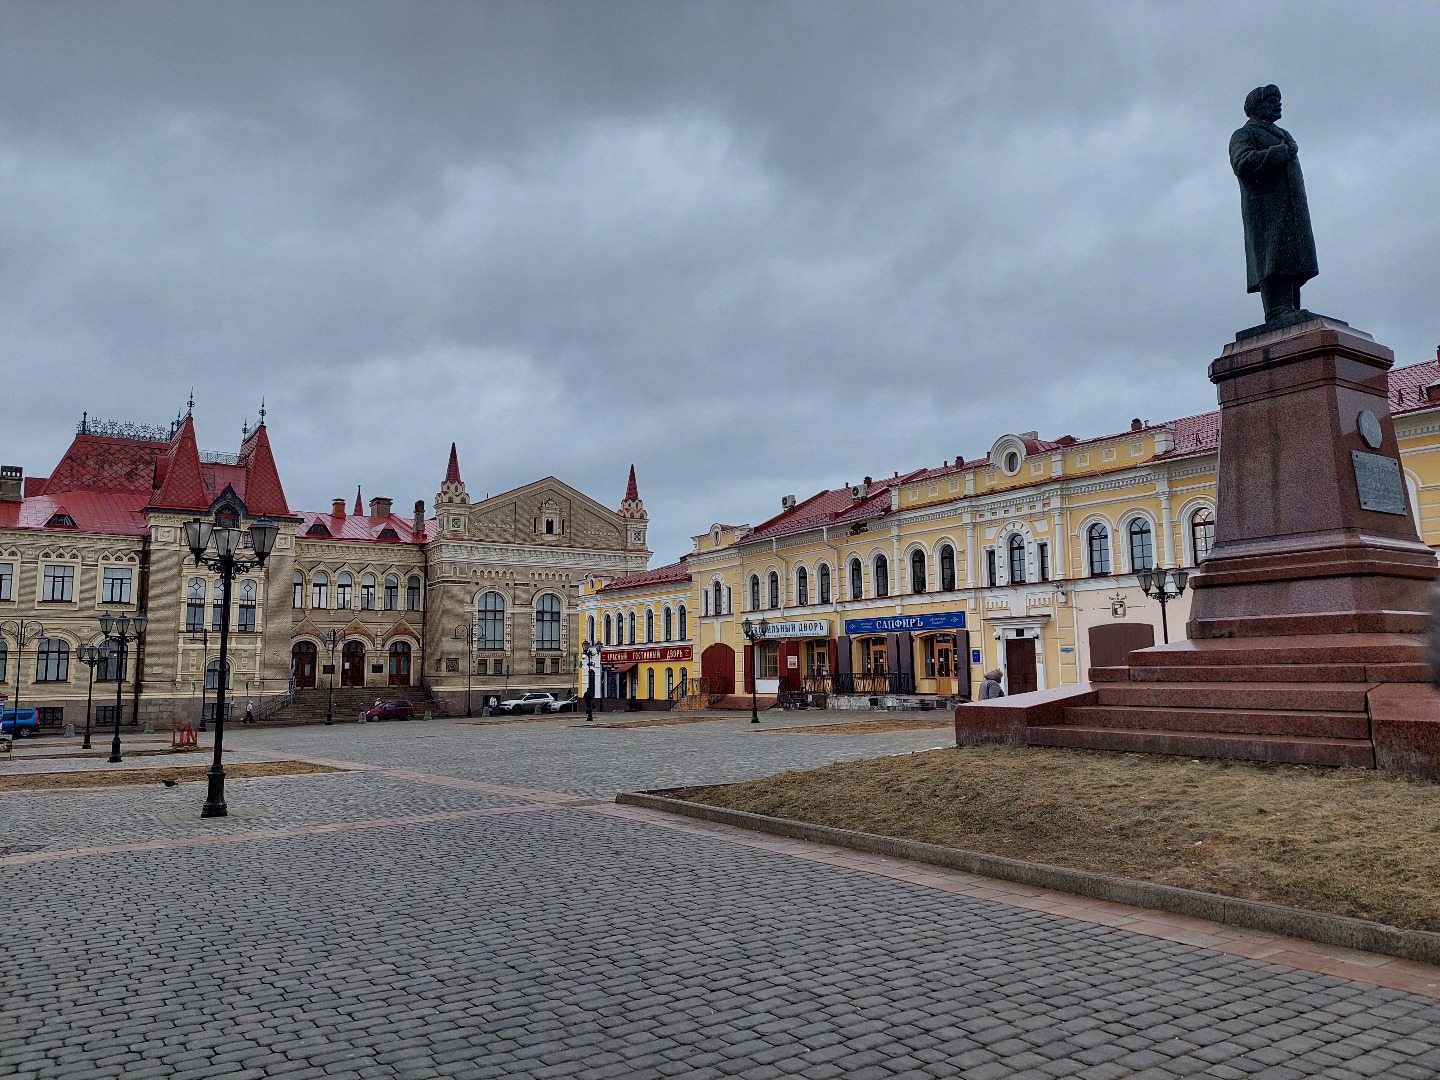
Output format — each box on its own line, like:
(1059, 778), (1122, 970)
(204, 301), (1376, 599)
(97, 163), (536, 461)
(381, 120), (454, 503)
(2, 1), (1437, 561)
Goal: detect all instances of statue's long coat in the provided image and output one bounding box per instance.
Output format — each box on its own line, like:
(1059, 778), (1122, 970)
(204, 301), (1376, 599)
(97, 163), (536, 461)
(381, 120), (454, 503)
(1229, 118), (1319, 292)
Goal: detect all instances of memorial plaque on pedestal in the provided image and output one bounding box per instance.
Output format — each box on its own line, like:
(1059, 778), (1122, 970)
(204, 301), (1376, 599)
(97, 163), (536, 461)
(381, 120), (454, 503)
(1352, 451), (1408, 515)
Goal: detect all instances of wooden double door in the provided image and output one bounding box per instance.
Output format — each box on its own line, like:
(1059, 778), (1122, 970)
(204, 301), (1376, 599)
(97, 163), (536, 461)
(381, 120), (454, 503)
(1004, 637), (1039, 696)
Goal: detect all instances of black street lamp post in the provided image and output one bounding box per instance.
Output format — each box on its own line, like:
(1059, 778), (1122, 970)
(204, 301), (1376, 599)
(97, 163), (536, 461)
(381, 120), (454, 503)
(321, 629), (347, 725)
(1138, 567), (1189, 645)
(0, 619), (44, 744)
(185, 510), (279, 818)
(190, 624), (210, 731)
(582, 640), (597, 722)
(98, 611), (147, 763)
(75, 642), (109, 751)
(453, 620), (475, 718)
(741, 616), (768, 725)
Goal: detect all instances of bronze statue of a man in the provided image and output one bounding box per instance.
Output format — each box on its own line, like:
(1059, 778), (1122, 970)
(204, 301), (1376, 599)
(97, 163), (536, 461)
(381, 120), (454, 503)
(1230, 85), (1319, 322)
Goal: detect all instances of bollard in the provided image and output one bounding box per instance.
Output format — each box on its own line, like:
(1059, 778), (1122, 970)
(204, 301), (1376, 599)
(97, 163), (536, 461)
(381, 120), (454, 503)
(143, 719), (155, 735)
(358, 711), (366, 724)
(423, 710), (431, 722)
(64, 723), (75, 737)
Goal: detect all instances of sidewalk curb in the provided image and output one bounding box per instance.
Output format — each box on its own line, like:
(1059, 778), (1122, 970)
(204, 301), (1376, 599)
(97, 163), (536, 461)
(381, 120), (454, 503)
(615, 792), (1440, 967)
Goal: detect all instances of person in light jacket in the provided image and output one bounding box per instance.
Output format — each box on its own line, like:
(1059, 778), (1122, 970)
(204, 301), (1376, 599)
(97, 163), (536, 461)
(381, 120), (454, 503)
(979, 669), (1005, 700)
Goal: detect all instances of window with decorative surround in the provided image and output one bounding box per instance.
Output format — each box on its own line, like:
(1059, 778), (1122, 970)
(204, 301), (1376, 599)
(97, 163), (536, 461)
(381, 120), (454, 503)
(42, 565), (75, 602)
(102, 567), (132, 604)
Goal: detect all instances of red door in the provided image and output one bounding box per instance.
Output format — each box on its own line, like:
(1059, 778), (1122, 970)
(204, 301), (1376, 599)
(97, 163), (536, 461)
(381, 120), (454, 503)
(341, 641), (367, 687)
(291, 642), (317, 688)
(1004, 638), (1038, 696)
(701, 642), (735, 695)
(388, 641), (411, 686)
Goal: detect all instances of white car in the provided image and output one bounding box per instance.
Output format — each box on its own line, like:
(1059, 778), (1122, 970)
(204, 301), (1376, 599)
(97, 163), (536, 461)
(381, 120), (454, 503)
(496, 692), (556, 715)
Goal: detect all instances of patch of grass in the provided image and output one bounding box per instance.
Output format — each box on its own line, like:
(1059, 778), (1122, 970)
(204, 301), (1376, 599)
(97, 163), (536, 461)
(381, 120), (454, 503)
(758, 718), (953, 735)
(670, 744), (1440, 932)
(0, 760), (339, 792)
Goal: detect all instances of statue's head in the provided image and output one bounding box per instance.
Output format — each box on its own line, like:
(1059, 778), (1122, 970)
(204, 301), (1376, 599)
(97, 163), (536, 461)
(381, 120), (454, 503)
(1244, 84), (1282, 122)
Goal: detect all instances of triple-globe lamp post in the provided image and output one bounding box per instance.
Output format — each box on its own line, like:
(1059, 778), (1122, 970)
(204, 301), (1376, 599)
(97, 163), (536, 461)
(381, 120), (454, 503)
(184, 510), (279, 817)
(74, 642), (111, 751)
(740, 616), (768, 725)
(98, 611), (147, 762)
(1138, 567), (1189, 645)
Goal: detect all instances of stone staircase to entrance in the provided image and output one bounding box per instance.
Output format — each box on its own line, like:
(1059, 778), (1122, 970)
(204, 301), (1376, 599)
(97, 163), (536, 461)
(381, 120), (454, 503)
(1023, 634), (1428, 768)
(260, 686), (438, 726)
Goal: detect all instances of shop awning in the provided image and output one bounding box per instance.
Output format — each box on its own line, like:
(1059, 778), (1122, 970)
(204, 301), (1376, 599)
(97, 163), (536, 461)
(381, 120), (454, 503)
(608, 661), (638, 674)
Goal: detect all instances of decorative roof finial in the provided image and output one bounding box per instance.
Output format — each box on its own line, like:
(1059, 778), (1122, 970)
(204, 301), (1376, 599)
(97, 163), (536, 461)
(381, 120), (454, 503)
(81, 411), (88, 434)
(187, 388), (195, 416)
(258, 397), (266, 426)
(242, 416), (250, 439)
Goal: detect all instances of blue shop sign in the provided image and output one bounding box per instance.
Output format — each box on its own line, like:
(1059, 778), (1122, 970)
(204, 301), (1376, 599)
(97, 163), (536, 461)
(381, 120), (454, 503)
(844, 610), (967, 635)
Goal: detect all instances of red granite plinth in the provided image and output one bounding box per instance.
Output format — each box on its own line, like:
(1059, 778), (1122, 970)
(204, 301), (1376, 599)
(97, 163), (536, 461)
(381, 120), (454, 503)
(1187, 317), (1437, 639)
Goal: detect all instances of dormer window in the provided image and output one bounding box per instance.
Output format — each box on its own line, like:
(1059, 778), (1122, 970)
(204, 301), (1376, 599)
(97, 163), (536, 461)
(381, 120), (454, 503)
(306, 522), (331, 536)
(46, 513), (77, 528)
(1004, 451), (1020, 473)
(377, 527), (400, 541)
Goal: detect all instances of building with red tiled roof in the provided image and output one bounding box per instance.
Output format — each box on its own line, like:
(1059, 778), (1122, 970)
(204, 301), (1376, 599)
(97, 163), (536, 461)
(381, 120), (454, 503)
(0, 410), (654, 725)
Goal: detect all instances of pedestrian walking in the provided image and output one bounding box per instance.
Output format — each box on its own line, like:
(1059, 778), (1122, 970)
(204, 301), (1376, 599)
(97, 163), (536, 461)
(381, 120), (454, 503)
(243, 701), (256, 725)
(979, 669), (1005, 700)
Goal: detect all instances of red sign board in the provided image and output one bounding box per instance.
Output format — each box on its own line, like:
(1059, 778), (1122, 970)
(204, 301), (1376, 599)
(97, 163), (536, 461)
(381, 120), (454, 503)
(601, 645), (693, 664)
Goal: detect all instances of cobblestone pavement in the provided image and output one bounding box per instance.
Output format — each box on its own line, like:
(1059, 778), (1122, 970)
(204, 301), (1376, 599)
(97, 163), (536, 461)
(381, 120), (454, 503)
(4, 717), (1440, 1079)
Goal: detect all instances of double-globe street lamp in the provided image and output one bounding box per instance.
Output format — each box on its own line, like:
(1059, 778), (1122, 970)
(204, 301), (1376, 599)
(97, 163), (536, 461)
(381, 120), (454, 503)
(74, 642), (112, 751)
(184, 510), (279, 818)
(0, 619), (45, 742)
(321, 628), (349, 726)
(98, 612), (147, 763)
(1138, 567), (1190, 645)
(581, 640), (598, 722)
(190, 623), (211, 731)
(740, 616), (769, 725)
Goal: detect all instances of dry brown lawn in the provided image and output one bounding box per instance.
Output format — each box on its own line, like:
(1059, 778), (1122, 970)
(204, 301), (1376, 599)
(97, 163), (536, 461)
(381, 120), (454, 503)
(671, 744), (1440, 932)
(759, 718), (953, 735)
(0, 760), (339, 792)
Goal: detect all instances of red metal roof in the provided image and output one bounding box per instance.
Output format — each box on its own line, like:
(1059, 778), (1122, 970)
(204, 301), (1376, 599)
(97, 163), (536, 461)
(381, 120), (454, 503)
(236, 423), (291, 516)
(444, 443), (462, 485)
(1390, 358), (1440, 415)
(39, 433), (169, 495)
(599, 559), (692, 593)
(0, 491), (150, 535)
(294, 510), (434, 545)
(624, 464), (640, 503)
(151, 415), (211, 510)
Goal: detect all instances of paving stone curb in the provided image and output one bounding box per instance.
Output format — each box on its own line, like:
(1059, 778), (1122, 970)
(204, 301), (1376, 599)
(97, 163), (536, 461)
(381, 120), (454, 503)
(616, 791), (1440, 967)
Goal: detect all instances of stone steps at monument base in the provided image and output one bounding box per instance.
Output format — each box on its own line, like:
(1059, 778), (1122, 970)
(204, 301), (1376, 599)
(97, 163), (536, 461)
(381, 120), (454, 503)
(1026, 724), (1375, 769)
(1059, 705), (1370, 740)
(1094, 681), (1372, 713)
(1119, 661), (1429, 684)
(1123, 634), (1426, 668)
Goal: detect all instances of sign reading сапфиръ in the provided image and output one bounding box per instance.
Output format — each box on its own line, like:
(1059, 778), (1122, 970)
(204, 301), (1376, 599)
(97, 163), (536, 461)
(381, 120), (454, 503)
(601, 645), (693, 664)
(843, 611), (967, 635)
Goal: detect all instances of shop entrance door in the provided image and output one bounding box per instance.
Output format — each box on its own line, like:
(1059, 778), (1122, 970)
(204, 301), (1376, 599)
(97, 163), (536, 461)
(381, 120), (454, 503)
(1004, 637), (1038, 696)
(935, 638), (955, 696)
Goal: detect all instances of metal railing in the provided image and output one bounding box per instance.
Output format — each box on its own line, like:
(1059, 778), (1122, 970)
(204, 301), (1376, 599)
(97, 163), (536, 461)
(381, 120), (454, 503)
(802, 672), (915, 696)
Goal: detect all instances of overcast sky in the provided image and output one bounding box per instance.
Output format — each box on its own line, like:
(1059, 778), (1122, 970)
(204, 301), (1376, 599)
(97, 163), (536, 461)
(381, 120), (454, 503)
(3, 2), (1437, 562)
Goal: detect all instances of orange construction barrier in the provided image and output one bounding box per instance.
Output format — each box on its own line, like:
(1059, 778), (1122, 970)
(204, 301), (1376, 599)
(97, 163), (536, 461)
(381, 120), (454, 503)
(172, 721), (199, 750)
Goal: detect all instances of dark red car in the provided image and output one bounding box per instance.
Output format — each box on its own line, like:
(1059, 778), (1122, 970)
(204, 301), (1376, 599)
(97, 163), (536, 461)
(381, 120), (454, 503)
(364, 699), (415, 722)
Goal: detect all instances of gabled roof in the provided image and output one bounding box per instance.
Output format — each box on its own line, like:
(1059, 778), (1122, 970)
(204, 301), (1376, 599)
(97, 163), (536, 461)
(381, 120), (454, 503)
(293, 510), (434, 545)
(598, 559), (691, 593)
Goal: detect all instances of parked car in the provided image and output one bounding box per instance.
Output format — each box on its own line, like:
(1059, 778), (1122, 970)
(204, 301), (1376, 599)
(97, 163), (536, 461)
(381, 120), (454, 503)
(496, 692), (556, 715)
(1, 709), (41, 738)
(547, 695), (580, 713)
(364, 699), (415, 722)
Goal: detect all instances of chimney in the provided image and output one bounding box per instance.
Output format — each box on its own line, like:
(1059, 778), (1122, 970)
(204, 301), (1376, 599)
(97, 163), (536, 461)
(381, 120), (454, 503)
(369, 496), (393, 518)
(1130, 418), (1143, 431)
(331, 498), (346, 518)
(0, 466), (21, 503)
(413, 499), (426, 536)
(1426, 383), (1440, 404)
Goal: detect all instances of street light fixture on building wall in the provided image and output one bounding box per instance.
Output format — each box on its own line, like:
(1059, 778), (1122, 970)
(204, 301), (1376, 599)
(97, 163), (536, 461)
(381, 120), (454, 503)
(74, 642), (110, 751)
(1138, 567), (1189, 645)
(98, 612), (147, 762)
(185, 510), (279, 818)
(740, 616), (768, 725)
(0, 619), (45, 742)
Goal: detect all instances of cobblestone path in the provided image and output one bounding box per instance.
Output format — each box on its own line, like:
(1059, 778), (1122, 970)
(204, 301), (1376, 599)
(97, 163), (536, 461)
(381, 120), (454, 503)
(3, 716), (1439, 1079)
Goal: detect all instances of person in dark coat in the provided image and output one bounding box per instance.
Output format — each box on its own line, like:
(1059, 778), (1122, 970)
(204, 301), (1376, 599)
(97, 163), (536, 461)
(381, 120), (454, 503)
(979, 669), (1005, 700)
(1230, 84), (1318, 322)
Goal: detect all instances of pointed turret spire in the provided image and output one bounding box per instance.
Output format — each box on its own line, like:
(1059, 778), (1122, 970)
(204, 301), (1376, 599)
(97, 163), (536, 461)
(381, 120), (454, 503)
(436, 441), (470, 525)
(625, 464), (639, 503)
(150, 414), (210, 510)
(619, 464), (646, 521)
(444, 442), (462, 485)
(236, 421), (291, 516)
(354, 485), (364, 516)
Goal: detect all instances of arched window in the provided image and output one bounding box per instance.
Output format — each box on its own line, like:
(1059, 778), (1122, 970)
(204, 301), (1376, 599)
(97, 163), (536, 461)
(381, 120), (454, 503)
(940, 545), (956, 591)
(35, 637), (69, 682)
(535, 594), (561, 651)
(291, 571), (303, 609)
(818, 564), (831, 604)
(587, 614), (596, 644)
(205, 658), (229, 691)
(384, 575), (399, 610)
(626, 611), (636, 644)
(406, 576), (422, 611)
(663, 607), (673, 641)
(665, 668), (674, 696)
(678, 605), (687, 639)
(312, 571), (329, 608)
(767, 570), (780, 609)
(849, 558), (863, 599)
(910, 550), (927, 593)
(644, 608), (654, 642)
(360, 573), (376, 610)
(712, 580), (723, 617)
(1087, 524), (1111, 576)
(874, 555), (889, 598)
(796, 566), (809, 606)
(477, 592), (505, 650)
(188, 577), (207, 630)
(211, 579), (225, 630)
(603, 613), (612, 646)
(1008, 535), (1027, 584)
(335, 572), (353, 609)
(749, 574), (760, 611)
(238, 579), (257, 633)
(1191, 507), (1215, 562)
(1128, 519), (1155, 571)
